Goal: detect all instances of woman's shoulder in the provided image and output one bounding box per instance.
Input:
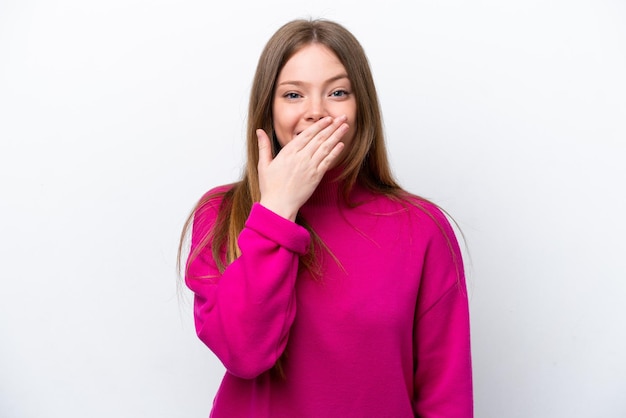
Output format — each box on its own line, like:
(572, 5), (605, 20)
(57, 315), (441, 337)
(196, 183), (238, 210)
(402, 192), (448, 220)
(370, 189), (447, 219)
(370, 190), (455, 237)
(189, 183), (239, 244)
(202, 182), (238, 200)
(403, 193), (461, 250)
(191, 183), (239, 228)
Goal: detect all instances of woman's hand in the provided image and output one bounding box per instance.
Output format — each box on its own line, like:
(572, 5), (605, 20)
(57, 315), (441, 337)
(256, 115), (349, 221)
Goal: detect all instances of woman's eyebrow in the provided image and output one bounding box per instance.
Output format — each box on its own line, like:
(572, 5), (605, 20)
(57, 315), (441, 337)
(277, 74), (349, 87)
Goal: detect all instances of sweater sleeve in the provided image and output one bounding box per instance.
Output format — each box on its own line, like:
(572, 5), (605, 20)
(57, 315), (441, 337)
(413, 206), (473, 417)
(185, 195), (310, 379)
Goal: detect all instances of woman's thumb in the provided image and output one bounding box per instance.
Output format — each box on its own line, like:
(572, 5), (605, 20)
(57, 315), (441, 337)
(256, 129), (272, 169)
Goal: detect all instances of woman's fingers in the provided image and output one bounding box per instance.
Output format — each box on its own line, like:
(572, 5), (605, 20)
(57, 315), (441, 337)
(309, 122), (349, 168)
(285, 115), (348, 164)
(287, 117), (334, 151)
(263, 115), (348, 172)
(318, 141), (345, 169)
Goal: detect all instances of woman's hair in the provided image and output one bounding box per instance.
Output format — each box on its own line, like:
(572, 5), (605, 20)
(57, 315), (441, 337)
(180, 18), (406, 276)
(178, 18), (464, 379)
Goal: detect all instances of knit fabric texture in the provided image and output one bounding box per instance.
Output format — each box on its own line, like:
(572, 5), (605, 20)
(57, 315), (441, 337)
(186, 172), (473, 417)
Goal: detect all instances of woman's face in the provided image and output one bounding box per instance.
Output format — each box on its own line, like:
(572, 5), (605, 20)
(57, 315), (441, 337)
(272, 43), (357, 164)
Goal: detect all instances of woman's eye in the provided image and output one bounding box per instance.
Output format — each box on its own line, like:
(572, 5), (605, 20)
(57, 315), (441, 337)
(285, 92), (301, 99)
(331, 90), (350, 98)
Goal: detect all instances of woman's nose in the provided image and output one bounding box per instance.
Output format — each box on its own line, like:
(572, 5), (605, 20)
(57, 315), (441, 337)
(305, 97), (327, 121)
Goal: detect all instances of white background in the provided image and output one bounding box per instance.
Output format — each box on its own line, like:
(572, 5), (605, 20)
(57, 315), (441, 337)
(1, 0), (625, 417)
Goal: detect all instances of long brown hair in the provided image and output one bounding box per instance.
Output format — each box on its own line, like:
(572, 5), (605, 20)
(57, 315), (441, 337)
(179, 18), (408, 276)
(178, 18), (463, 377)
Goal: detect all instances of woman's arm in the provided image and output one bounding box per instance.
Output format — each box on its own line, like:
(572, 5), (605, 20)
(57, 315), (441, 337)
(412, 206), (473, 417)
(185, 116), (348, 379)
(186, 198), (310, 379)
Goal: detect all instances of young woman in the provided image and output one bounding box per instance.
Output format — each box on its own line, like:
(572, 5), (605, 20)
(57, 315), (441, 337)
(181, 18), (473, 417)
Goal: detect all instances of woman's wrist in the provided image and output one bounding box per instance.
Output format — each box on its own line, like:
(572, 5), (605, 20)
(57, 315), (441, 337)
(259, 198), (298, 222)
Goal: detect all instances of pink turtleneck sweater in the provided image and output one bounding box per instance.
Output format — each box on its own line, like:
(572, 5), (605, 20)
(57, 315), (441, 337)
(186, 174), (473, 417)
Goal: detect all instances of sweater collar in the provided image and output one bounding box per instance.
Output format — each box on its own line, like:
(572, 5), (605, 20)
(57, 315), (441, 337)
(304, 168), (371, 208)
(304, 168), (344, 207)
